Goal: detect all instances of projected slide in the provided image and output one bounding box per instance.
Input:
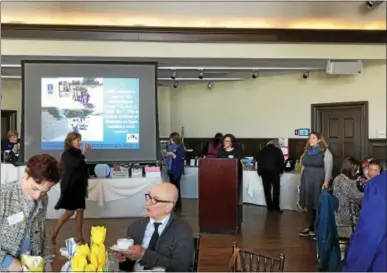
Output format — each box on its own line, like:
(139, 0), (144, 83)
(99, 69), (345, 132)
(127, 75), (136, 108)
(41, 77), (140, 150)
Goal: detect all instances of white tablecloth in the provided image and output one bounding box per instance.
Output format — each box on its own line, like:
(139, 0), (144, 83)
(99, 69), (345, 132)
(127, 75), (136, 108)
(1, 163), (162, 219)
(181, 167), (301, 211)
(1, 163), (25, 184)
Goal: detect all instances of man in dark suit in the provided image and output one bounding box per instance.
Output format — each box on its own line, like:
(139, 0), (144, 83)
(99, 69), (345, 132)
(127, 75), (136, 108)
(256, 139), (285, 213)
(117, 183), (194, 272)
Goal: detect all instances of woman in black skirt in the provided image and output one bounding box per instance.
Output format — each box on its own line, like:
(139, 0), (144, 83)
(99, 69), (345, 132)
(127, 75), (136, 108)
(51, 132), (91, 247)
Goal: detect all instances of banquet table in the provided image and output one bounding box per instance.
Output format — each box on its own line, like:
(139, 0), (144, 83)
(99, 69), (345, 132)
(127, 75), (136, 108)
(181, 167), (301, 211)
(1, 163), (25, 184)
(1, 163), (162, 219)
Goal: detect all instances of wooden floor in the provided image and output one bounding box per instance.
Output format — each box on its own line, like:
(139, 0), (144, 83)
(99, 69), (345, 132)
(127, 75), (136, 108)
(47, 199), (317, 271)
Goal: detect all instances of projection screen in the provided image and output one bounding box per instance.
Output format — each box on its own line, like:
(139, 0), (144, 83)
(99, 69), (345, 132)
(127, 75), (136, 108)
(21, 61), (159, 163)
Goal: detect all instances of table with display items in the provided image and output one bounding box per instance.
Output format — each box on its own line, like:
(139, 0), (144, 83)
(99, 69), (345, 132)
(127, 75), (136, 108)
(1, 163), (162, 219)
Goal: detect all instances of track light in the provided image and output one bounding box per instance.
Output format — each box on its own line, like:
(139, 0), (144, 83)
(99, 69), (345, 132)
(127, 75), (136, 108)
(207, 81), (213, 89)
(173, 81), (179, 88)
(365, 0), (384, 8)
(198, 70), (204, 79)
(252, 72), (259, 79)
(171, 70), (177, 80)
(302, 71), (309, 79)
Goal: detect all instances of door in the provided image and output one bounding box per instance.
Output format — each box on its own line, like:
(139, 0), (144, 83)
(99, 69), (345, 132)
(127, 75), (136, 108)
(1, 110), (17, 139)
(312, 102), (368, 178)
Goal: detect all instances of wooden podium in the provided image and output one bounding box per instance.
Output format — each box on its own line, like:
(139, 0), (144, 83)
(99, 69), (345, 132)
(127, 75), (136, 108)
(198, 158), (242, 234)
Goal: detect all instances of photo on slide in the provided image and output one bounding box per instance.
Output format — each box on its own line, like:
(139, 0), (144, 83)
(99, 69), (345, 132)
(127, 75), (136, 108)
(41, 77), (104, 111)
(41, 77), (104, 143)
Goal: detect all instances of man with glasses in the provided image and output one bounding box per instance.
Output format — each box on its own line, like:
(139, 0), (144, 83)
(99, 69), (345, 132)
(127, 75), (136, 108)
(117, 183), (194, 272)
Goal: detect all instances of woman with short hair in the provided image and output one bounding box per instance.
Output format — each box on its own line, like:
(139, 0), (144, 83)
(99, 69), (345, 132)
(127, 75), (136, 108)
(0, 154), (61, 272)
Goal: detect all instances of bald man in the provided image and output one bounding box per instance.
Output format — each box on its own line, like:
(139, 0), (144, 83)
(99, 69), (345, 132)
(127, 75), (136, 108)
(118, 183), (194, 272)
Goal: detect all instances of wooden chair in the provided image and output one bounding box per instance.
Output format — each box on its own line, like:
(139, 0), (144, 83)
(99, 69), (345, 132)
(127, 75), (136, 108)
(192, 233), (200, 272)
(336, 201), (361, 261)
(230, 242), (285, 272)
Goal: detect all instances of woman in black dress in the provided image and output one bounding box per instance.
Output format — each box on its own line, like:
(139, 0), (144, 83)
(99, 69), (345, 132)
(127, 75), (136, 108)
(51, 132), (91, 247)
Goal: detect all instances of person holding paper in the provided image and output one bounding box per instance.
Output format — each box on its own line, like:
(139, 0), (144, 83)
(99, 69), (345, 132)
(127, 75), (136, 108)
(0, 154), (61, 272)
(51, 132), (91, 247)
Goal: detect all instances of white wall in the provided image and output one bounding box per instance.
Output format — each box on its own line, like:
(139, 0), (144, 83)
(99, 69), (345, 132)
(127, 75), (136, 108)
(2, 63), (386, 139)
(1, 79), (22, 133)
(169, 63), (386, 138)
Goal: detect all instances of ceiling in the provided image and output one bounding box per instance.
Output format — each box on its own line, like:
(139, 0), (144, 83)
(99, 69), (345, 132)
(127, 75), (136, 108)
(2, 56), (384, 86)
(2, 1), (386, 29)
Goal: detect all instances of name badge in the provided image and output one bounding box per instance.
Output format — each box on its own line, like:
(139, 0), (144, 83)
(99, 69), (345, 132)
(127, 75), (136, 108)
(7, 212), (25, 226)
(228, 155), (234, 159)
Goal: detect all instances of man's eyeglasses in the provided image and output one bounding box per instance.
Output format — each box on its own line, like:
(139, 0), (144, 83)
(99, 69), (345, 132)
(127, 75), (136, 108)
(145, 193), (174, 204)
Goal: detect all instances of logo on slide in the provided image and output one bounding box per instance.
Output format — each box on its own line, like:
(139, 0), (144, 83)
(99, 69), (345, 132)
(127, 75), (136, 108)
(47, 84), (54, 94)
(126, 133), (139, 143)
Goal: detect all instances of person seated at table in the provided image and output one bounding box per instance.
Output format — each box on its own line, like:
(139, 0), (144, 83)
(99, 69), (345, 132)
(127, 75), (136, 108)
(332, 157), (364, 238)
(356, 159), (382, 192)
(0, 154), (61, 272)
(50, 132), (91, 249)
(117, 183), (194, 272)
(256, 139), (285, 213)
(342, 171), (386, 272)
(1, 130), (20, 161)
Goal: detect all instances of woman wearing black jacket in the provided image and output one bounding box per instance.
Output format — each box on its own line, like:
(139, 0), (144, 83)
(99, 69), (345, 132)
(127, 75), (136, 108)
(50, 132), (91, 247)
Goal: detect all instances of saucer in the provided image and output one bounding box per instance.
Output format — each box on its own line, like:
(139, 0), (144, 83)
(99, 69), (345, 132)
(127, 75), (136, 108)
(110, 245), (127, 252)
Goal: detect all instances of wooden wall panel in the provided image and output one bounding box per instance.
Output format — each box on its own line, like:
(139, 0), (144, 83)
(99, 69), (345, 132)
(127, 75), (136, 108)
(368, 139), (387, 160)
(175, 137), (386, 161)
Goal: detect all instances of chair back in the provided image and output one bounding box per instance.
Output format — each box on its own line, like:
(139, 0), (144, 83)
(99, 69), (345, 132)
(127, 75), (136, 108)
(192, 233), (200, 272)
(230, 242), (285, 272)
(349, 201), (361, 232)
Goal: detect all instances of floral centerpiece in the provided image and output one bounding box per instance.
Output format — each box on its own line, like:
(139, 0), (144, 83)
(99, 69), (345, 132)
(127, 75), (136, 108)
(61, 226), (108, 272)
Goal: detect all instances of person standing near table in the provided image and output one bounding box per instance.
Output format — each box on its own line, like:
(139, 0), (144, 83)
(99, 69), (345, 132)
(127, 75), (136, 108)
(256, 139), (285, 213)
(50, 132), (91, 248)
(166, 132), (185, 210)
(298, 132), (333, 238)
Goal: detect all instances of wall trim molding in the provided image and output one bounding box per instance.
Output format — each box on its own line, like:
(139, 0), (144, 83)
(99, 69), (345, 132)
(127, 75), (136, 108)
(2, 24), (386, 44)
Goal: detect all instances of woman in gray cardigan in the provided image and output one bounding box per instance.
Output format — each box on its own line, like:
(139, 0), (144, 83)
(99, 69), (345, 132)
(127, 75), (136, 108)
(298, 132), (333, 237)
(0, 154), (61, 272)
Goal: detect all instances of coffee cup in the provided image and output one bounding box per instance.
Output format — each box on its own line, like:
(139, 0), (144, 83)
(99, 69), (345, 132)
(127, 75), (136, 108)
(117, 238), (134, 250)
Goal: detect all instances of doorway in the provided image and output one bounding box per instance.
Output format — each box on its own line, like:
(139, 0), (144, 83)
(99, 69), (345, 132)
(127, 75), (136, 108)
(311, 101), (368, 177)
(1, 110), (18, 139)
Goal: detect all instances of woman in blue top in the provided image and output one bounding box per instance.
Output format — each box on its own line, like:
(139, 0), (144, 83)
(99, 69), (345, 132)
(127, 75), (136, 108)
(166, 132), (185, 210)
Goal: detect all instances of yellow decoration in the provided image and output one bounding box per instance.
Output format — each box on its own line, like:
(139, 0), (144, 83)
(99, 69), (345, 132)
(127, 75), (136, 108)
(76, 244), (91, 257)
(85, 263), (97, 272)
(71, 255), (88, 272)
(70, 226), (108, 272)
(91, 226), (107, 244)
